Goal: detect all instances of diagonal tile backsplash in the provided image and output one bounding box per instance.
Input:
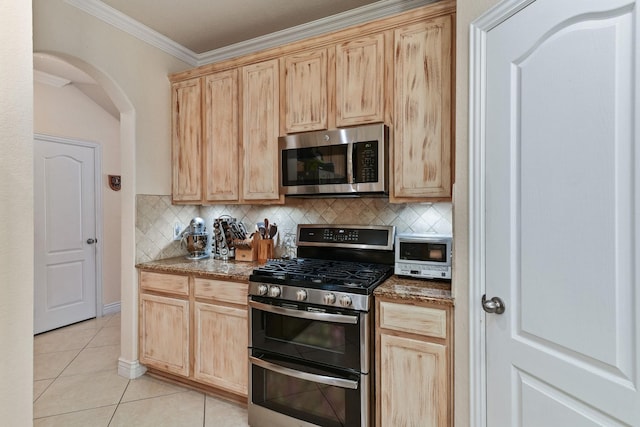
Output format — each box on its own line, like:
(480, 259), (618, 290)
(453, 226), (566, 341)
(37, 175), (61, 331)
(135, 195), (452, 263)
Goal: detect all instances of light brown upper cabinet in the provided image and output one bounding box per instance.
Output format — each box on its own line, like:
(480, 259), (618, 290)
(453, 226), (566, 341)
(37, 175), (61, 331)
(281, 33), (387, 135)
(281, 48), (328, 133)
(203, 70), (240, 202)
(171, 78), (202, 203)
(169, 0), (455, 204)
(335, 33), (387, 127)
(241, 59), (284, 203)
(392, 14), (454, 202)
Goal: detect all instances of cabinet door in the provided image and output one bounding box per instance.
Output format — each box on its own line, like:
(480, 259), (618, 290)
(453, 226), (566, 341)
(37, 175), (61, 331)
(193, 301), (248, 396)
(282, 49), (328, 133)
(378, 334), (448, 427)
(336, 33), (385, 127)
(139, 293), (190, 377)
(241, 59), (282, 202)
(171, 78), (202, 203)
(203, 70), (240, 202)
(392, 15), (453, 201)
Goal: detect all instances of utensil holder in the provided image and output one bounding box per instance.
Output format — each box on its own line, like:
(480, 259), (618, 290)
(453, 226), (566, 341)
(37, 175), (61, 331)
(257, 239), (274, 263)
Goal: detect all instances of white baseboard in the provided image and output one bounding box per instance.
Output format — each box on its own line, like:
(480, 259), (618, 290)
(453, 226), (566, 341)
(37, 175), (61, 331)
(103, 302), (121, 316)
(118, 357), (147, 379)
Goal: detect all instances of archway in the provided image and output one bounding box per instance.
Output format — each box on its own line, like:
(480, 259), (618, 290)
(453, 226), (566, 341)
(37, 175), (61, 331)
(33, 52), (142, 378)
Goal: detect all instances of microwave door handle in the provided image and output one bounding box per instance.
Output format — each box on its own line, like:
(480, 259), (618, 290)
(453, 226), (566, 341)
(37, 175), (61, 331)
(250, 356), (359, 390)
(347, 142), (354, 184)
(249, 300), (358, 325)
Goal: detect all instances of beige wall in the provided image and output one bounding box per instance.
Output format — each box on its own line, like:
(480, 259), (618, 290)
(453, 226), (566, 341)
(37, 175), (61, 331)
(454, 0), (500, 425)
(34, 81), (122, 306)
(33, 0), (190, 196)
(33, 0), (192, 370)
(0, 0), (33, 424)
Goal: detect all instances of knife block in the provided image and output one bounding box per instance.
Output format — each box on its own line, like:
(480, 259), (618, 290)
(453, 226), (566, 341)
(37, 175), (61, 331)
(235, 234), (258, 262)
(257, 239), (274, 263)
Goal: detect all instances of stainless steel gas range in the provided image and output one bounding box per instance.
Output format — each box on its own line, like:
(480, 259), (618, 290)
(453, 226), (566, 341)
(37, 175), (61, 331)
(248, 224), (395, 427)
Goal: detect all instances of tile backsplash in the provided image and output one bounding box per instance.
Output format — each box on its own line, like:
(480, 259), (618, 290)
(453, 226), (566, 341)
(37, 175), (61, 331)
(136, 195), (452, 263)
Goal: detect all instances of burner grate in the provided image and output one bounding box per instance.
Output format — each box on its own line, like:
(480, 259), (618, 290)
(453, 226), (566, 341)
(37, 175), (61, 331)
(253, 258), (392, 289)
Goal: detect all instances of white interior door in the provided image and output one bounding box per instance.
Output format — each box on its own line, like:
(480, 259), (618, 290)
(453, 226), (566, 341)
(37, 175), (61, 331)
(34, 135), (98, 334)
(473, 0), (639, 425)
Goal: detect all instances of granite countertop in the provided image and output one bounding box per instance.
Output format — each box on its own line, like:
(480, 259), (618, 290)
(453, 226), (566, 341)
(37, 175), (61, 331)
(135, 256), (262, 282)
(137, 257), (454, 305)
(375, 275), (453, 306)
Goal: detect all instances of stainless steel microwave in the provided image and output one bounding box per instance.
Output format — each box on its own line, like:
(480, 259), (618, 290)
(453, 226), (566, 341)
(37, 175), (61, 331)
(278, 124), (389, 197)
(394, 233), (452, 280)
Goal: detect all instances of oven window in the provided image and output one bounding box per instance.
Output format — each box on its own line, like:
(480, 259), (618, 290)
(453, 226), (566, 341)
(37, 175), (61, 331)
(266, 312), (346, 354)
(250, 301), (363, 370)
(251, 362), (361, 427)
(282, 145), (348, 186)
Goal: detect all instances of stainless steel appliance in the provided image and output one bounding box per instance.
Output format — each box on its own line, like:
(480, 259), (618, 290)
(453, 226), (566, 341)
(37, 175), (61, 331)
(180, 217), (209, 260)
(394, 232), (453, 280)
(248, 224), (395, 427)
(279, 124), (389, 197)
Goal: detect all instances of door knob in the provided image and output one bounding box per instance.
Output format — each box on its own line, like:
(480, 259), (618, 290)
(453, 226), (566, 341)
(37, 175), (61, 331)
(482, 294), (505, 314)
(86, 238), (97, 244)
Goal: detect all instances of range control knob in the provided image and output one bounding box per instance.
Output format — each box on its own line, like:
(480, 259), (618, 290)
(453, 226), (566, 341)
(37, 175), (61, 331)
(295, 289), (307, 301)
(339, 295), (352, 307)
(257, 284), (268, 296)
(324, 293), (336, 305)
(268, 286), (281, 298)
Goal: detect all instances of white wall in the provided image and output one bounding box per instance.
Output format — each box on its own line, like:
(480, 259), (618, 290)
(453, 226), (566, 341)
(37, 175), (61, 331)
(0, 0), (33, 424)
(34, 81), (122, 306)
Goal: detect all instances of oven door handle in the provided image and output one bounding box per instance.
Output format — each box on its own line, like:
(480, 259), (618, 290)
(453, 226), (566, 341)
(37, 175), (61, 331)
(250, 356), (359, 390)
(249, 300), (358, 324)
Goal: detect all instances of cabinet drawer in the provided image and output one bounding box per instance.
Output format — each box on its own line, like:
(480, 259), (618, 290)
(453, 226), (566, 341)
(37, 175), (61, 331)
(379, 300), (447, 339)
(194, 278), (248, 305)
(140, 271), (189, 296)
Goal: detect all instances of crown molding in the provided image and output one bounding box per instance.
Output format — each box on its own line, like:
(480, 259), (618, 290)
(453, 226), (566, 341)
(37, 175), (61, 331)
(66, 0), (438, 68)
(65, 0), (199, 66)
(196, 0), (438, 66)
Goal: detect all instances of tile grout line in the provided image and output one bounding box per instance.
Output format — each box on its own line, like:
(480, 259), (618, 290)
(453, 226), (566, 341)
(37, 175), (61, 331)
(107, 377), (132, 426)
(33, 318), (106, 405)
(33, 314), (118, 420)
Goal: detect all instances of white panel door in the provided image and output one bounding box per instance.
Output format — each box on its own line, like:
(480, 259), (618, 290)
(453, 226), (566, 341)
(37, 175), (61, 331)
(34, 136), (97, 334)
(481, 0), (639, 425)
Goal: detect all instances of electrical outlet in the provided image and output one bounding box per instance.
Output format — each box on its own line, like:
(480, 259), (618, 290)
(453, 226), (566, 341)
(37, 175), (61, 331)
(173, 222), (184, 241)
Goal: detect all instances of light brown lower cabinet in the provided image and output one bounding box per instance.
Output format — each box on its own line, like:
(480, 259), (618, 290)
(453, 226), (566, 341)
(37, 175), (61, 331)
(139, 292), (190, 377)
(193, 278), (248, 397)
(376, 298), (453, 427)
(138, 270), (248, 401)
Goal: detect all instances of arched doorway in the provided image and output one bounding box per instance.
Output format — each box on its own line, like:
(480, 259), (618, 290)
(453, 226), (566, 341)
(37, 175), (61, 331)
(33, 52), (142, 378)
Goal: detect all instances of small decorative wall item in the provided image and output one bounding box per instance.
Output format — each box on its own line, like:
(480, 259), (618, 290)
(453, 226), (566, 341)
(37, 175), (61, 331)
(108, 175), (121, 191)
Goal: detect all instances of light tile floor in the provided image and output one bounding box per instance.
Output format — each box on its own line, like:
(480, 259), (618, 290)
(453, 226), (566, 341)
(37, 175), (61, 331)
(34, 313), (250, 426)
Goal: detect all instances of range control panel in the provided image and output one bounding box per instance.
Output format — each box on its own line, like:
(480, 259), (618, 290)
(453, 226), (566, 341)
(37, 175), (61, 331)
(297, 224), (395, 250)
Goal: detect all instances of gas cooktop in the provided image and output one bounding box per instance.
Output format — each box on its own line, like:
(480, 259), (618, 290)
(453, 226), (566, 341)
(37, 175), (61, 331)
(250, 257), (394, 294)
(249, 224), (396, 311)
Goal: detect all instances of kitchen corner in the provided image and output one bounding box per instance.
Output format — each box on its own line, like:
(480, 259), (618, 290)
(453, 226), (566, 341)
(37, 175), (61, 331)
(136, 247), (454, 425)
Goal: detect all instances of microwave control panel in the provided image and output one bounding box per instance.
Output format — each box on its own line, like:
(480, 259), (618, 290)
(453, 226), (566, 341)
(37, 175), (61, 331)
(394, 262), (452, 280)
(353, 141), (379, 183)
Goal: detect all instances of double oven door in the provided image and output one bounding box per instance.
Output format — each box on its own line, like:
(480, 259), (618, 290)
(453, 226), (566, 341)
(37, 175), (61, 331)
(248, 295), (372, 427)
